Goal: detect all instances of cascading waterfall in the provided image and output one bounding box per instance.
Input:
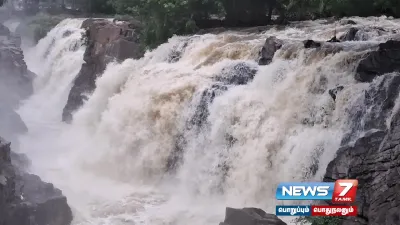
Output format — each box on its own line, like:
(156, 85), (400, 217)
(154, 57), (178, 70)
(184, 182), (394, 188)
(19, 19), (85, 124)
(14, 16), (400, 225)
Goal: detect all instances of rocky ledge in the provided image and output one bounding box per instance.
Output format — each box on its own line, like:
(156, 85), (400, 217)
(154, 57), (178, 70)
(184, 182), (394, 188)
(62, 18), (144, 122)
(256, 25), (400, 225)
(0, 24), (34, 142)
(0, 24), (35, 108)
(323, 73), (400, 225)
(0, 137), (73, 225)
(219, 207), (286, 225)
(1, 23), (73, 225)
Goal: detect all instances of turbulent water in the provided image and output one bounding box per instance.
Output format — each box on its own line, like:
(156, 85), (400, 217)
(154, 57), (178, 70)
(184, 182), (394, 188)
(9, 16), (400, 225)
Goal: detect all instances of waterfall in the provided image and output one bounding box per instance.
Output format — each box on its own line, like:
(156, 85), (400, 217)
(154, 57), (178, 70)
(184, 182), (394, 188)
(15, 16), (400, 225)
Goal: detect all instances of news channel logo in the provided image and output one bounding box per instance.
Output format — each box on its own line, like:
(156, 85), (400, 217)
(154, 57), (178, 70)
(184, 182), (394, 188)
(275, 180), (358, 203)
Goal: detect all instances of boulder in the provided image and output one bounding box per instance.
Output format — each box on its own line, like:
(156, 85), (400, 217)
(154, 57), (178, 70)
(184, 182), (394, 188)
(62, 18), (144, 122)
(216, 62), (258, 85)
(0, 137), (73, 225)
(327, 36), (340, 43)
(339, 27), (359, 42)
(328, 86), (344, 101)
(324, 74), (400, 225)
(340, 20), (357, 25)
(355, 40), (400, 82)
(303, 40), (321, 48)
(258, 36), (283, 65)
(219, 207), (287, 225)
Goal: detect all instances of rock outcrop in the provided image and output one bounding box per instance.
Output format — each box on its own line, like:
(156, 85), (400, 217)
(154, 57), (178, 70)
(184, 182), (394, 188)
(355, 40), (400, 82)
(62, 18), (144, 122)
(339, 27), (359, 41)
(167, 62), (258, 171)
(0, 137), (73, 225)
(0, 24), (33, 141)
(0, 105), (27, 142)
(324, 74), (400, 225)
(0, 24), (34, 108)
(304, 39), (322, 48)
(219, 207), (286, 225)
(258, 36), (283, 65)
(216, 62), (258, 85)
(0, 24), (73, 225)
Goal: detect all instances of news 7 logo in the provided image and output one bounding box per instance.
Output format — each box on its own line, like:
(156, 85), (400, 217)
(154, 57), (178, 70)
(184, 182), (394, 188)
(332, 179), (358, 203)
(276, 179), (358, 203)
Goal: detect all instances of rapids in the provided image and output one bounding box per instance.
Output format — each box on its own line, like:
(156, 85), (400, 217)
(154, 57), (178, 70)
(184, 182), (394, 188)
(7, 16), (400, 224)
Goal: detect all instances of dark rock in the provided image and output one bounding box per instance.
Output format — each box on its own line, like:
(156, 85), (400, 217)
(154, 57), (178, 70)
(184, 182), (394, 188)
(304, 40), (321, 48)
(166, 84), (228, 171)
(190, 84), (228, 129)
(355, 40), (400, 82)
(168, 40), (189, 63)
(0, 137), (73, 225)
(258, 36), (283, 65)
(328, 86), (344, 101)
(62, 30), (73, 38)
(63, 19), (144, 122)
(220, 207), (287, 225)
(341, 74), (400, 146)
(216, 62), (258, 85)
(339, 28), (359, 42)
(341, 20), (357, 25)
(324, 73), (400, 225)
(0, 24), (10, 36)
(0, 106), (28, 142)
(327, 36), (340, 43)
(0, 25), (35, 108)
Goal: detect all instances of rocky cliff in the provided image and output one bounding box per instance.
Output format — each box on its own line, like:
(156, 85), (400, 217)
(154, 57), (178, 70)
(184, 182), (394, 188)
(0, 23), (33, 142)
(323, 74), (400, 225)
(62, 18), (143, 122)
(0, 138), (73, 225)
(0, 23), (73, 225)
(256, 24), (400, 225)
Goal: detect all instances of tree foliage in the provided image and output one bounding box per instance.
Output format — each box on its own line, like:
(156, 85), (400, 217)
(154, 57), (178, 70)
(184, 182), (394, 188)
(107, 0), (400, 48)
(7, 0), (400, 47)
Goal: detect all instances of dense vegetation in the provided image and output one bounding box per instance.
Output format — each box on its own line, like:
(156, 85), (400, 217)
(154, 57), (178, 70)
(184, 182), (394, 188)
(107, 0), (400, 47)
(3, 0), (400, 47)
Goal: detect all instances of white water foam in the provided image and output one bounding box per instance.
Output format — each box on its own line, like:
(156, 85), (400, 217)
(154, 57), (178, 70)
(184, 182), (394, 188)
(15, 16), (400, 225)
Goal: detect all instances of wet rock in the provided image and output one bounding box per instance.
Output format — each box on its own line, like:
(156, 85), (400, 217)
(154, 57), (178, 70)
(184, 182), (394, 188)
(62, 30), (73, 38)
(0, 137), (73, 225)
(0, 24), (10, 36)
(166, 84), (228, 172)
(340, 20), (357, 25)
(355, 40), (400, 82)
(63, 18), (144, 122)
(0, 106), (28, 142)
(216, 62), (258, 85)
(168, 39), (190, 63)
(327, 36), (340, 43)
(219, 207), (287, 225)
(328, 86), (344, 101)
(258, 36), (283, 65)
(190, 84), (228, 129)
(339, 27), (359, 41)
(304, 40), (321, 48)
(342, 74), (400, 145)
(0, 25), (34, 108)
(324, 73), (400, 225)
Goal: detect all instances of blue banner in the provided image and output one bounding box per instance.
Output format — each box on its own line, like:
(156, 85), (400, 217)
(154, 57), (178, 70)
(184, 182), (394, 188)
(276, 182), (334, 200)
